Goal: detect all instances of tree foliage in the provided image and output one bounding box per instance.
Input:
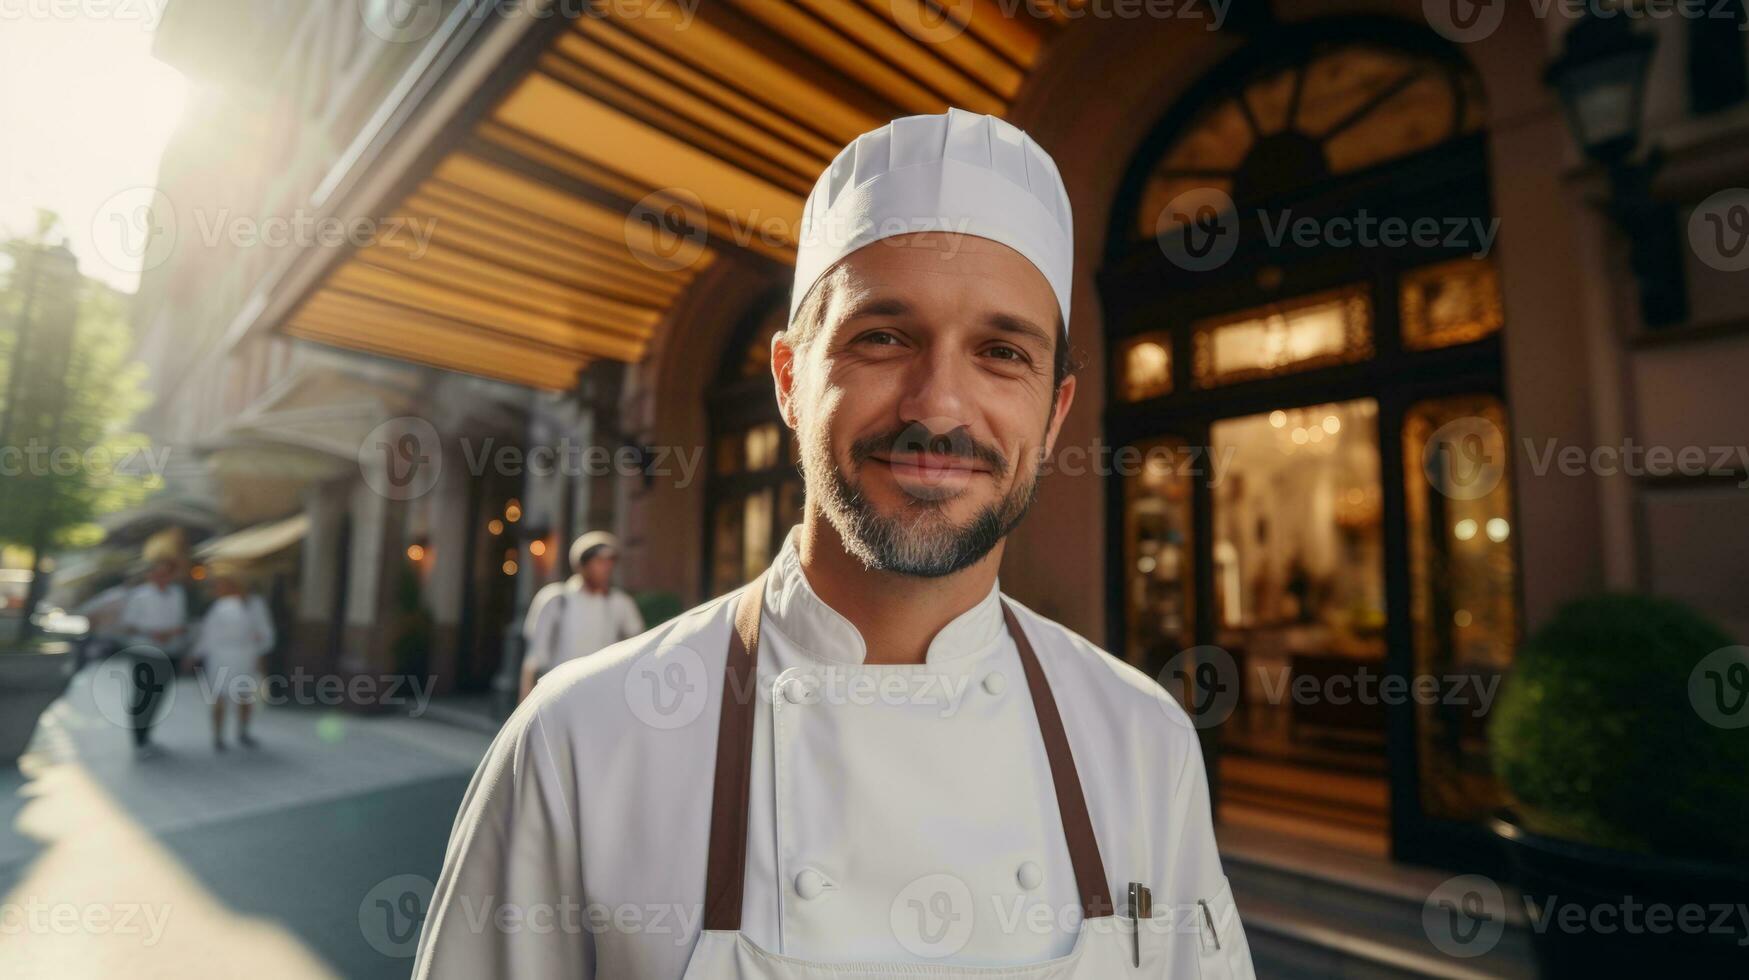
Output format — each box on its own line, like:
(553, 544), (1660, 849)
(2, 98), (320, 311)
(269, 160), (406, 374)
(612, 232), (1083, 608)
(0, 220), (154, 552)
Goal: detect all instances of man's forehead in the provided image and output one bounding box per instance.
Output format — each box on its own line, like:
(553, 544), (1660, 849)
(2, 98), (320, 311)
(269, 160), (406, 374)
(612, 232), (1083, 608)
(824, 236), (1057, 324)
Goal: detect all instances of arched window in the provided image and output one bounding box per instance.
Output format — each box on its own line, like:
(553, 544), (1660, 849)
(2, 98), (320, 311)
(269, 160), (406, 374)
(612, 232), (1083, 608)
(702, 293), (803, 596)
(1100, 21), (1519, 861)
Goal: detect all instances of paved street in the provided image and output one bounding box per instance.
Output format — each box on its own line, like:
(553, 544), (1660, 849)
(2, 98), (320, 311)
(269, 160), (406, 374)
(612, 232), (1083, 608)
(0, 667), (494, 979)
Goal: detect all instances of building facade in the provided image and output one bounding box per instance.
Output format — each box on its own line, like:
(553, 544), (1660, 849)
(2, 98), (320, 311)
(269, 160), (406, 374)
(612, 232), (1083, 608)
(134, 0), (1749, 878)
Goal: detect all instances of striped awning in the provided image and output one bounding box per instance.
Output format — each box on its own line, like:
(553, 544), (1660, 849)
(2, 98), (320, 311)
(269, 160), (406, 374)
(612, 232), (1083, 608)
(282, 0), (1066, 390)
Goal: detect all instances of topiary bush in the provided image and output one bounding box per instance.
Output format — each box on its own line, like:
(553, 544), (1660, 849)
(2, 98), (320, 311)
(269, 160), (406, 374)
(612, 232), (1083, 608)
(1490, 593), (1749, 865)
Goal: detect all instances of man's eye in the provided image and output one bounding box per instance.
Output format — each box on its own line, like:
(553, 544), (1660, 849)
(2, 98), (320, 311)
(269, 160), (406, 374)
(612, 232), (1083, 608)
(986, 345), (1026, 362)
(858, 331), (901, 346)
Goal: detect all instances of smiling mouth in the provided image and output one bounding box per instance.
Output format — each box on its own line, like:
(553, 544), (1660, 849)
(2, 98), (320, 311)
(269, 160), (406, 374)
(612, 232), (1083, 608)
(870, 454), (991, 482)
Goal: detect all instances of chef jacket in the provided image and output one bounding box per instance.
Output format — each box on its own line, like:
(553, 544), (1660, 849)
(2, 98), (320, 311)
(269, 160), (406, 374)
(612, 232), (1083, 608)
(522, 576), (645, 674)
(415, 528), (1250, 977)
(118, 582), (188, 647)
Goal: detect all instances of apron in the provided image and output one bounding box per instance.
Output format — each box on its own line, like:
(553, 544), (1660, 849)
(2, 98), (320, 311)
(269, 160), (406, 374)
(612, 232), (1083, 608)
(682, 574), (1187, 978)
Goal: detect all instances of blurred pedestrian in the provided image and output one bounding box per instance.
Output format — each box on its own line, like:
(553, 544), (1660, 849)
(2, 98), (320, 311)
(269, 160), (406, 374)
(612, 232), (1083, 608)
(517, 531), (643, 702)
(116, 558), (188, 758)
(191, 565), (271, 751)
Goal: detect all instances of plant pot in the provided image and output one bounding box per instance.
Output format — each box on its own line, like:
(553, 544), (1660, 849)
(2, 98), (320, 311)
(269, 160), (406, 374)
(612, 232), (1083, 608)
(1491, 813), (1749, 977)
(0, 642), (76, 765)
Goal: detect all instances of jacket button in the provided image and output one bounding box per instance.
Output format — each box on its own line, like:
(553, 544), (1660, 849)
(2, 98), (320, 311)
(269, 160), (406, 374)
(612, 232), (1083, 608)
(781, 678), (807, 704)
(982, 672), (1006, 696)
(795, 868), (825, 899)
(1017, 861), (1043, 890)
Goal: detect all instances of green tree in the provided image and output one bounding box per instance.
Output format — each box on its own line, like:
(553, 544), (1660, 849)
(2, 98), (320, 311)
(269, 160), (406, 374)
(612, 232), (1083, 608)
(0, 216), (154, 640)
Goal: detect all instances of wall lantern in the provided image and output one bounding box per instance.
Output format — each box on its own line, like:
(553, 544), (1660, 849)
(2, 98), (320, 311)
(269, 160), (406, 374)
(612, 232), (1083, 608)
(1545, 9), (1686, 327)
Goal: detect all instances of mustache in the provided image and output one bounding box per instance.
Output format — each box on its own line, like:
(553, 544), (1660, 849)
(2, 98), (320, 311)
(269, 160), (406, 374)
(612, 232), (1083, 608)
(849, 423), (1010, 479)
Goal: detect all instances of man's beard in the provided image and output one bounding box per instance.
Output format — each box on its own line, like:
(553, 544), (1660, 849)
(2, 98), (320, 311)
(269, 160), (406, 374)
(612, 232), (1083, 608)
(808, 422), (1041, 578)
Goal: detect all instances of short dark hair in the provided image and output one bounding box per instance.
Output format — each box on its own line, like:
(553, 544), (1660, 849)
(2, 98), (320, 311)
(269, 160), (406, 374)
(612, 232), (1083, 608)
(785, 274), (1076, 391)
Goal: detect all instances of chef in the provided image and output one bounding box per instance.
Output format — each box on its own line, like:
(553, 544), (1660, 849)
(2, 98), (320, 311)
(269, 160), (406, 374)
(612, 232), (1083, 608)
(518, 530), (646, 702)
(415, 109), (1254, 979)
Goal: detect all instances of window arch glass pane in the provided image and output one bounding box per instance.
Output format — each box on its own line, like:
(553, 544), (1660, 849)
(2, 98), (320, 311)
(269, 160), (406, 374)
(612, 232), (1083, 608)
(1137, 41), (1485, 239)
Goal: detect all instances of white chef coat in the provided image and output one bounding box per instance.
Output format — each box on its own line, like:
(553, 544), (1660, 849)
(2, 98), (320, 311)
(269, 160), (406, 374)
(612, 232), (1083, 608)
(193, 595), (272, 702)
(118, 582), (188, 649)
(521, 576), (645, 674)
(415, 528), (1251, 978)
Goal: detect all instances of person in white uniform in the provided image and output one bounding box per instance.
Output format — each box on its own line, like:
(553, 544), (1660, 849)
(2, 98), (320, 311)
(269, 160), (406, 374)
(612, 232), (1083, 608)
(518, 531), (645, 702)
(191, 567), (274, 751)
(416, 109), (1255, 979)
(116, 558), (189, 758)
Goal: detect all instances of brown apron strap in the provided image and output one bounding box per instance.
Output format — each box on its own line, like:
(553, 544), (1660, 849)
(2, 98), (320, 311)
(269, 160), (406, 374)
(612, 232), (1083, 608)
(702, 572), (766, 931)
(1003, 602), (1116, 920)
(700, 579), (1115, 931)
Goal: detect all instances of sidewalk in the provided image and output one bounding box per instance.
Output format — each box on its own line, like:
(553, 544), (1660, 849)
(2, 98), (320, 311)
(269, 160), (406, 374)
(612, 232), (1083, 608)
(0, 668), (495, 980)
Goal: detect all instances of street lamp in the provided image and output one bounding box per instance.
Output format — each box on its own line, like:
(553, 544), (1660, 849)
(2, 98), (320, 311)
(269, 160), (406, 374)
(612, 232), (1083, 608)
(1546, 10), (1686, 327)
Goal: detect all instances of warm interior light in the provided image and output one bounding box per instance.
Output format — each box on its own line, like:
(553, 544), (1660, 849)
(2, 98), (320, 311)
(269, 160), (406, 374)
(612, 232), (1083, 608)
(407, 544), (425, 562)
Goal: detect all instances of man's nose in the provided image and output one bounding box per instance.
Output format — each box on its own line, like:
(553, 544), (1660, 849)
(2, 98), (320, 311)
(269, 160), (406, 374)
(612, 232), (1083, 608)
(895, 346), (973, 434)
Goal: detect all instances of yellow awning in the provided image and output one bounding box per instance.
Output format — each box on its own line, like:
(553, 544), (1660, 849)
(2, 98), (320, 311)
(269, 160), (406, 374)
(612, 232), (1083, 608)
(282, 1), (1061, 390)
(194, 514), (311, 564)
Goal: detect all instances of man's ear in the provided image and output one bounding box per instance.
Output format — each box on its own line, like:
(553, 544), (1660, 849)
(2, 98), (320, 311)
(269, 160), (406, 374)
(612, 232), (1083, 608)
(1041, 375), (1076, 459)
(772, 330), (799, 430)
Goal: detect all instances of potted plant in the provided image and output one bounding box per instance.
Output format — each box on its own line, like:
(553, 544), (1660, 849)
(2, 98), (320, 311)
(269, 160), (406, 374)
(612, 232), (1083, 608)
(0, 638), (76, 765)
(1489, 593), (1749, 976)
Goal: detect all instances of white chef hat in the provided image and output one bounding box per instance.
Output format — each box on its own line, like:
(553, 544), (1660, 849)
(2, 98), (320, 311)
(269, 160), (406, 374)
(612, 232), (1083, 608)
(789, 108), (1074, 332)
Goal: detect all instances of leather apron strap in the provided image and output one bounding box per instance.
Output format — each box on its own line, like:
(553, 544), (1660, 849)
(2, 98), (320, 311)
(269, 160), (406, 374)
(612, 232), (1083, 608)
(701, 575), (1114, 932)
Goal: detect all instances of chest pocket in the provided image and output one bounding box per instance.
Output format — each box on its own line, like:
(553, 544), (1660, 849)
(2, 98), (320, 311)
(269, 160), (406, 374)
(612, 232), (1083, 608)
(1193, 877), (1254, 980)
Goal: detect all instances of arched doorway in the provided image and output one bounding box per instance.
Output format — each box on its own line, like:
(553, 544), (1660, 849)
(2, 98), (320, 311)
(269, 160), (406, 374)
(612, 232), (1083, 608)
(701, 291), (804, 596)
(1100, 19), (1520, 866)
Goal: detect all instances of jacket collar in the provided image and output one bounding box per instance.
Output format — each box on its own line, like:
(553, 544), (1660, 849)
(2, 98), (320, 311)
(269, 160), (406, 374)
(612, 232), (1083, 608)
(758, 526), (1006, 666)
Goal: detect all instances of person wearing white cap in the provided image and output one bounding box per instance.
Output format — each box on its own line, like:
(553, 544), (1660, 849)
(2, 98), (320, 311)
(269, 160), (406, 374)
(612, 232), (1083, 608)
(417, 110), (1254, 979)
(517, 530), (645, 703)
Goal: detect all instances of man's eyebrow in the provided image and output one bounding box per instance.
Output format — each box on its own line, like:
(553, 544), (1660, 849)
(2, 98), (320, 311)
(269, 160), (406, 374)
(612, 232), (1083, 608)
(840, 295), (913, 320)
(987, 312), (1053, 348)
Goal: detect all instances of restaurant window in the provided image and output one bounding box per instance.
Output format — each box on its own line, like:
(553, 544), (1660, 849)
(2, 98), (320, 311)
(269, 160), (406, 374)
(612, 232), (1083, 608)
(1103, 21), (1515, 861)
(704, 294), (802, 596)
